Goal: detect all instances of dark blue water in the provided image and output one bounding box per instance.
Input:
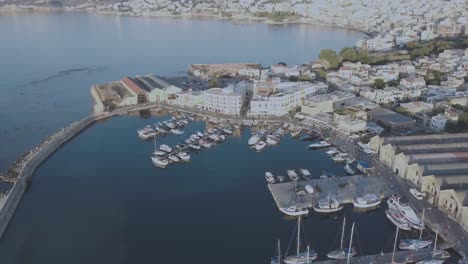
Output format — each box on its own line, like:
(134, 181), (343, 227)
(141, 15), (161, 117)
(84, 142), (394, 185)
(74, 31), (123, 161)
(0, 12), (364, 170)
(0, 114), (428, 263)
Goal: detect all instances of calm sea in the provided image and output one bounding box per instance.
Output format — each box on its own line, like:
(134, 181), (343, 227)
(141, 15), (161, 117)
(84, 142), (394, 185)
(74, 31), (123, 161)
(0, 11), (364, 170)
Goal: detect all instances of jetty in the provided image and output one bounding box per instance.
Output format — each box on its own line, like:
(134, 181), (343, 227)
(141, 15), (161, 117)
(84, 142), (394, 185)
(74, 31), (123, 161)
(268, 175), (387, 210)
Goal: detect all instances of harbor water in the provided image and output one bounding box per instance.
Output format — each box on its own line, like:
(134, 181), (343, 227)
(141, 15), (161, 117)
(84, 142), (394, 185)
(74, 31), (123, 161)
(0, 114), (439, 264)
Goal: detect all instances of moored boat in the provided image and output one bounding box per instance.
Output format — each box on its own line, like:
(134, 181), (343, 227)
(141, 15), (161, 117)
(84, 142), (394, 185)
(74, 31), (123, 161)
(189, 144), (201, 150)
(353, 193), (381, 209)
(159, 144), (172, 153)
(277, 175), (285, 183)
(151, 156), (169, 168)
(287, 170), (299, 181)
(177, 152), (191, 162)
(255, 141), (267, 151)
(168, 155), (180, 163)
(248, 135), (261, 146)
(265, 172), (276, 183)
(387, 196), (423, 229)
(385, 209), (412, 231)
(314, 195), (343, 213)
(308, 141), (331, 149)
(300, 169), (312, 179)
(280, 205), (309, 217)
(344, 164), (356, 175)
(399, 239), (432, 250)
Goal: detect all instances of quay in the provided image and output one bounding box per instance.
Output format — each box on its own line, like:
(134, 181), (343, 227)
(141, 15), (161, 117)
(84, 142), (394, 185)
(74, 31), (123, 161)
(268, 175), (387, 210)
(314, 246), (447, 264)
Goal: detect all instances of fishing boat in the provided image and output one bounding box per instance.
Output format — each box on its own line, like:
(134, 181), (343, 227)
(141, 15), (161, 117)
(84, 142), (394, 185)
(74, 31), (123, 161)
(159, 144), (172, 153)
(284, 217), (317, 264)
(308, 141), (331, 149)
(168, 155), (180, 163)
(290, 128), (302, 138)
(255, 141), (267, 151)
(248, 135), (261, 146)
(171, 129), (184, 135)
(387, 196), (423, 229)
(385, 209), (412, 231)
(353, 193), (381, 209)
(151, 156), (169, 168)
(300, 169), (312, 180)
(287, 170), (299, 181)
(189, 144), (201, 150)
(177, 152), (191, 162)
(280, 205), (309, 217)
(265, 172), (276, 184)
(277, 175), (285, 183)
(313, 195), (343, 213)
(327, 218), (357, 260)
(344, 164), (356, 175)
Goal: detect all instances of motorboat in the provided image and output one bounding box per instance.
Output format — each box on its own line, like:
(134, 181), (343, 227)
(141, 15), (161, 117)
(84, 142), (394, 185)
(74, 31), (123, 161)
(189, 144), (201, 150)
(151, 156), (169, 168)
(265, 172), (276, 184)
(177, 152), (191, 162)
(399, 239), (432, 250)
(344, 164), (355, 175)
(277, 175), (285, 183)
(353, 194), (381, 208)
(138, 127), (156, 140)
(159, 144), (172, 153)
(305, 185), (314, 194)
(222, 128), (233, 135)
(332, 153), (348, 162)
(266, 137), (278, 145)
(219, 134), (226, 141)
(168, 155), (180, 163)
(280, 205), (309, 217)
(287, 170), (299, 181)
(385, 209), (412, 231)
(248, 135), (261, 146)
(255, 141), (267, 151)
(326, 148), (339, 155)
(300, 169), (312, 180)
(387, 196), (423, 229)
(171, 129), (184, 135)
(290, 127), (302, 138)
(314, 195), (343, 213)
(199, 139), (212, 148)
(308, 141), (331, 149)
(196, 131), (204, 137)
(208, 134), (220, 142)
(153, 150), (166, 156)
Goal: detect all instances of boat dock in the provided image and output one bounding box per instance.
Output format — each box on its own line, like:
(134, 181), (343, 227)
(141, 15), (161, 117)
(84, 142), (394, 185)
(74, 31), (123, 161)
(268, 175), (388, 210)
(314, 246), (446, 264)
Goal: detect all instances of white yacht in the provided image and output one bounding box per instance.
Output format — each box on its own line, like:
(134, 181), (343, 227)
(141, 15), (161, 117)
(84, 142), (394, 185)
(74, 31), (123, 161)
(326, 148), (339, 155)
(387, 196), (423, 229)
(159, 144), (172, 153)
(199, 139), (212, 148)
(208, 134), (220, 142)
(255, 141), (267, 151)
(248, 135), (261, 146)
(308, 141), (331, 149)
(151, 156), (169, 168)
(280, 205), (309, 217)
(196, 131), (204, 137)
(266, 137), (278, 145)
(385, 209), (412, 231)
(399, 239), (432, 250)
(168, 155), (180, 163)
(153, 150), (166, 156)
(177, 152), (191, 162)
(344, 164), (355, 175)
(287, 170), (299, 181)
(265, 172), (276, 184)
(290, 127), (302, 138)
(353, 194), (381, 209)
(222, 128), (233, 135)
(171, 129), (184, 135)
(313, 195), (343, 213)
(189, 144), (201, 150)
(299, 169), (312, 179)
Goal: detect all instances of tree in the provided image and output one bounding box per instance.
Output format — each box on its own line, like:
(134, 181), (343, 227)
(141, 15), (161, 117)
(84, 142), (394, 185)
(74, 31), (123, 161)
(452, 104), (465, 111)
(208, 79), (219, 88)
(339, 47), (358, 62)
(395, 107), (408, 114)
(387, 79), (400, 87)
(317, 69), (327, 80)
(373, 78), (386, 90)
(319, 49), (340, 69)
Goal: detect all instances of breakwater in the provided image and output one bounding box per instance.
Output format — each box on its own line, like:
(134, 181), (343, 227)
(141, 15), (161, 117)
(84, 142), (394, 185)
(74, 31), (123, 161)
(0, 115), (97, 239)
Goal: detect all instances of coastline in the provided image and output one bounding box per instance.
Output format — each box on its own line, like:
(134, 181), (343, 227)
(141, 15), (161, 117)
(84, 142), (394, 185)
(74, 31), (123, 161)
(0, 6), (372, 36)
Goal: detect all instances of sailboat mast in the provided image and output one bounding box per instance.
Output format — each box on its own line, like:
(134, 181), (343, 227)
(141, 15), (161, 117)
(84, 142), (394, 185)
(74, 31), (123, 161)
(297, 217), (301, 257)
(346, 222), (355, 264)
(433, 229), (438, 257)
(307, 245), (310, 263)
(277, 239), (281, 264)
(340, 217), (346, 249)
(419, 208), (425, 240)
(392, 227), (399, 263)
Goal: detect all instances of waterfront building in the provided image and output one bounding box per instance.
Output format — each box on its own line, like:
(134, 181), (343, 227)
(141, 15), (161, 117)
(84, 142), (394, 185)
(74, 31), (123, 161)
(172, 90), (203, 108)
(368, 107), (416, 130)
(369, 133), (468, 230)
(121, 76), (149, 104)
(400, 101), (433, 114)
(202, 83), (247, 115)
(301, 91), (355, 116)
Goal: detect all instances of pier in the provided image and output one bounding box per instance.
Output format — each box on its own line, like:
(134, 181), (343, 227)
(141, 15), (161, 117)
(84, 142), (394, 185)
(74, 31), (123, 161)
(268, 175), (387, 210)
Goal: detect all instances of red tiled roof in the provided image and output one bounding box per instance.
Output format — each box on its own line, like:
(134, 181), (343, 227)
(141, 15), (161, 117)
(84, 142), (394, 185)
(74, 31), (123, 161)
(121, 77), (146, 94)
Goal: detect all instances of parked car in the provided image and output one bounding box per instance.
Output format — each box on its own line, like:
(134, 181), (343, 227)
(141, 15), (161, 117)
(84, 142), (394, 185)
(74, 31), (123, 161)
(410, 188), (425, 200)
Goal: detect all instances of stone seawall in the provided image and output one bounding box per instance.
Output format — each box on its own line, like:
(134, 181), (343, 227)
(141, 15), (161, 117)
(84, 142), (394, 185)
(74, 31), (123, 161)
(0, 115), (96, 239)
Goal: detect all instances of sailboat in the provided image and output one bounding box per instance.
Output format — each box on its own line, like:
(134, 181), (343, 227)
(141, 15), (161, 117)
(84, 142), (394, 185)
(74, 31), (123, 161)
(391, 226), (405, 264)
(400, 209), (432, 250)
(327, 218), (357, 259)
(416, 229), (446, 264)
(151, 138), (169, 168)
(270, 239), (281, 264)
(284, 217), (317, 264)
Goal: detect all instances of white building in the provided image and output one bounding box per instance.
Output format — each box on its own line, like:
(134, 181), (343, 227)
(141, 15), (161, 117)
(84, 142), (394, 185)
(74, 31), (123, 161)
(429, 114), (450, 132)
(400, 77), (426, 89)
(203, 84), (247, 115)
